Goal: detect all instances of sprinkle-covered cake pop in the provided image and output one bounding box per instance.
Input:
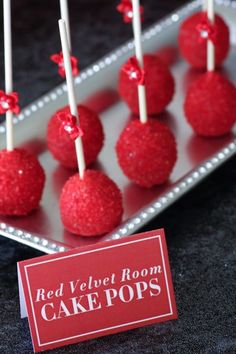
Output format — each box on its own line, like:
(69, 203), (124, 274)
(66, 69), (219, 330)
(48, 0), (105, 170)
(184, 72), (236, 137)
(0, 0), (45, 216)
(117, 1), (174, 116)
(116, 119), (177, 187)
(184, 0), (236, 137)
(60, 170), (123, 236)
(119, 54), (175, 115)
(116, 0), (177, 187)
(47, 105), (104, 169)
(58, 19), (123, 236)
(178, 11), (229, 69)
(0, 149), (45, 215)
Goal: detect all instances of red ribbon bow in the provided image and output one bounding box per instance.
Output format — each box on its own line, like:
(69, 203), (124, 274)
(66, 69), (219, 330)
(0, 91), (20, 115)
(196, 15), (217, 44)
(59, 112), (84, 140)
(122, 57), (145, 85)
(117, 0), (144, 23)
(50, 52), (79, 78)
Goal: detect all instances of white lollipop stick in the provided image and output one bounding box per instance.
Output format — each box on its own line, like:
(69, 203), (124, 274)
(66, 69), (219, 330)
(132, 0), (147, 124)
(59, 19), (85, 179)
(59, 0), (71, 51)
(207, 0), (215, 72)
(3, 0), (13, 151)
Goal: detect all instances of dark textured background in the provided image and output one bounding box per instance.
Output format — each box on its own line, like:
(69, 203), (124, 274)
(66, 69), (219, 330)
(0, 1), (236, 353)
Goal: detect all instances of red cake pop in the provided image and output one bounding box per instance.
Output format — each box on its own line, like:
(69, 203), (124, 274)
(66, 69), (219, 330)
(178, 11), (229, 69)
(116, 0), (177, 187)
(47, 104), (104, 169)
(0, 1), (45, 216)
(60, 170), (123, 236)
(58, 19), (123, 237)
(116, 119), (177, 188)
(0, 149), (45, 215)
(119, 54), (175, 115)
(184, 72), (236, 137)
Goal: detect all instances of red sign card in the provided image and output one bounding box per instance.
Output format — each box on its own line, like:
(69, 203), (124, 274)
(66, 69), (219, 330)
(18, 229), (177, 352)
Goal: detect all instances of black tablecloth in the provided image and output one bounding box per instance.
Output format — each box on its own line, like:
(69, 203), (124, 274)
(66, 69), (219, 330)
(0, 1), (235, 353)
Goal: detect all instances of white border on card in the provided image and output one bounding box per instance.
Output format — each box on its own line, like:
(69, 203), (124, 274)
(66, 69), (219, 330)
(24, 234), (173, 347)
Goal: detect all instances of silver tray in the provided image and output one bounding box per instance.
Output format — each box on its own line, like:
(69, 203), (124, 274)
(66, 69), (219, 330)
(0, 0), (236, 254)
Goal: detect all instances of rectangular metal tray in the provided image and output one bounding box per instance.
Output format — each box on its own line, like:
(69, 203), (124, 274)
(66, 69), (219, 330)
(0, 0), (236, 254)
